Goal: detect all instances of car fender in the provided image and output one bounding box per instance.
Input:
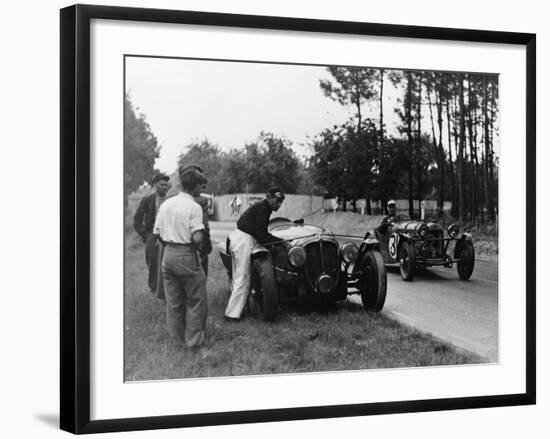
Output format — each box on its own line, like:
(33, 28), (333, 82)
(361, 230), (380, 251)
(453, 233), (473, 258)
(251, 245), (270, 259)
(397, 233), (414, 246)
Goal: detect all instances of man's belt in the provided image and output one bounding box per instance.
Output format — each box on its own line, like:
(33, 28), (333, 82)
(164, 242), (194, 248)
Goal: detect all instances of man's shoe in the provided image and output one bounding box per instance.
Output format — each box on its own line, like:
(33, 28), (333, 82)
(224, 315), (240, 323)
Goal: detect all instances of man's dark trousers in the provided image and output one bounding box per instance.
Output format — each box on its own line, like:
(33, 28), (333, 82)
(145, 232), (158, 291)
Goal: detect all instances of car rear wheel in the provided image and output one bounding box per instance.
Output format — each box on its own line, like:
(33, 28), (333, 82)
(456, 240), (475, 280)
(251, 255), (279, 321)
(359, 250), (387, 312)
(399, 241), (416, 281)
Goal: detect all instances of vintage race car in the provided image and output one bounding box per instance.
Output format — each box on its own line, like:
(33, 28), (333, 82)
(219, 218), (387, 321)
(372, 215), (475, 281)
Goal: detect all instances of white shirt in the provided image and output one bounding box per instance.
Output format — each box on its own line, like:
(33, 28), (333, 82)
(153, 192), (204, 244)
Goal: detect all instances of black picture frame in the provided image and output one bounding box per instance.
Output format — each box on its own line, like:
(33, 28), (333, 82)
(60, 4), (536, 434)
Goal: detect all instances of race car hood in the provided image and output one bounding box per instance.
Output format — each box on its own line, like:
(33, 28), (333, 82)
(268, 219), (338, 247)
(392, 220), (444, 234)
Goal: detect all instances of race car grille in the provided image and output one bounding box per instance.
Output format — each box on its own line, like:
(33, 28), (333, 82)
(422, 230), (444, 258)
(304, 241), (339, 289)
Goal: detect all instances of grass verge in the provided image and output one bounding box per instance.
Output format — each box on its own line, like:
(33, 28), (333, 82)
(125, 233), (483, 382)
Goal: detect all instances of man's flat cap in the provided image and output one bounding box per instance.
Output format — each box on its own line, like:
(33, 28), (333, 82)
(152, 173), (169, 184)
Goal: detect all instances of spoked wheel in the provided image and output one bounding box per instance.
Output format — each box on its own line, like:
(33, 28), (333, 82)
(456, 240), (475, 280)
(358, 250), (387, 312)
(399, 241), (416, 281)
(250, 255), (279, 321)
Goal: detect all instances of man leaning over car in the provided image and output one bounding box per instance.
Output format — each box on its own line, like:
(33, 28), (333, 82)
(224, 187), (289, 321)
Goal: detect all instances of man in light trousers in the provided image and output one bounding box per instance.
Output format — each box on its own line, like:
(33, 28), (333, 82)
(224, 188), (287, 321)
(154, 166), (208, 350)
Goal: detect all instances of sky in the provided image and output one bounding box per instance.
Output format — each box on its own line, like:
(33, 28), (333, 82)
(125, 57), (499, 176)
(125, 57), (397, 174)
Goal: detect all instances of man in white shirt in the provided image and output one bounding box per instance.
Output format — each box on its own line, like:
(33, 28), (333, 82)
(153, 166), (208, 350)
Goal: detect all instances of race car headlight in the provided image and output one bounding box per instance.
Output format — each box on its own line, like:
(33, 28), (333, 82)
(447, 224), (459, 238)
(341, 242), (359, 263)
(418, 224), (429, 238)
(317, 274), (334, 294)
(288, 245), (306, 267)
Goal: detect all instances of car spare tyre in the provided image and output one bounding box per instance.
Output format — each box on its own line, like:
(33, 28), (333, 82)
(358, 250), (387, 312)
(251, 255), (279, 321)
(455, 240), (475, 280)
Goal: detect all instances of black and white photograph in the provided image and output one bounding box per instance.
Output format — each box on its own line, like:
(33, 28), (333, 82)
(1, 0), (541, 437)
(124, 56), (500, 381)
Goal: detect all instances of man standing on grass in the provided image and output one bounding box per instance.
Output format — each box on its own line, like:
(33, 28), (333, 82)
(155, 165), (212, 301)
(153, 166), (208, 351)
(224, 187), (288, 321)
(133, 173), (170, 292)
(181, 164), (212, 276)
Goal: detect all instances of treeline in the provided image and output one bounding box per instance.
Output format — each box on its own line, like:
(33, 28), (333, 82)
(312, 67), (499, 222)
(125, 66), (499, 224)
(124, 92), (317, 199)
(124, 94), (160, 208)
(176, 133), (321, 195)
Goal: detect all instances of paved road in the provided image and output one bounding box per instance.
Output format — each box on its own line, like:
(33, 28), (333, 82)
(209, 221), (498, 362)
(362, 261), (498, 362)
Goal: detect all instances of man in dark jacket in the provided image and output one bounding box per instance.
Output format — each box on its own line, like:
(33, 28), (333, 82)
(194, 193), (212, 276)
(377, 199), (397, 236)
(224, 187), (287, 320)
(133, 173), (169, 291)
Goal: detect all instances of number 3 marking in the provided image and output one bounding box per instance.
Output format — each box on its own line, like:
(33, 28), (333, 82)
(388, 234), (399, 259)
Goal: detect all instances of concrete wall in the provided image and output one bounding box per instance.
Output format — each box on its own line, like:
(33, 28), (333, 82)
(213, 193), (324, 221)
(328, 198), (452, 216)
(127, 190), (452, 223)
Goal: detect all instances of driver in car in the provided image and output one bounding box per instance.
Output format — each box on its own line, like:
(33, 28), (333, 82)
(224, 187), (288, 321)
(377, 199), (397, 236)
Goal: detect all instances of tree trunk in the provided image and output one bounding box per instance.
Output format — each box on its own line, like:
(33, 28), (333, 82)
(483, 75), (491, 223)
(488, 79), (496, 221)
(452, 92), (461, 219)
(406, 72), (414, 218)
(416, 75), (423, 215)
(467, 75), (476, 220)
(436, 78), (445, 216)
(427, 82), (440, 213)
(446, 79), (456, 219)
(379, 68), (385, 144)
(457, 75), (466, 222)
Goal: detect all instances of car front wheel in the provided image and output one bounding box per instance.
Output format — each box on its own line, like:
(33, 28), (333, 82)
(251, 255), (279, 321)
(399, 241), (416, 281)
(456, 240), (475, 280)
(359, 250), (387, 312)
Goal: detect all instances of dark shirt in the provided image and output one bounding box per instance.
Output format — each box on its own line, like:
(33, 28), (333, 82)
(377, 214), (394, 236)
(237, 199), (279, 245)
(133, 193), (158, 239)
